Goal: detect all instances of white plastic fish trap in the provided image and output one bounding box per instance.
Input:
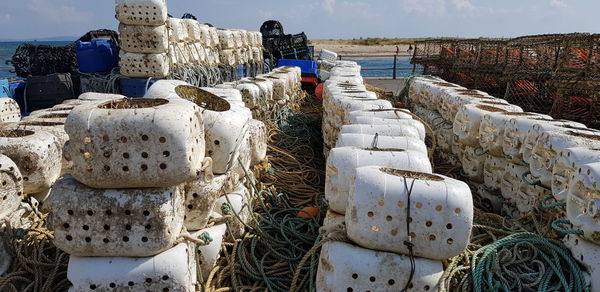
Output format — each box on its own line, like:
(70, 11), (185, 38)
(501, 163), (530, 203)
(64, 98), (206, 189)
(144, 79), (189, 100)
(479, 112), (543, 157)
(183, 173), (238, 231)
(0, 127), (61, 194)
(319, 49), (338, 63)
(115, 0), (168, 26)
(215, 185), (250, 238)
(248, 119), (267, 165)
(0, 98), (20, 123)
(0, 154), (23, 222)
(235, 83), (260, 109)
(514, 181), (551, 213)
(316, 241), (443, 292)
(194, 214), (227, 280)
(349, 117), (426, 140)
(218, 30), (236, 49)
(484, 155), (508, 190)
(453, 104), (519, 147)
(67, 242), (196, 292)
(521, 121), (587, 165)
(567, 162), (600, 244)
(553, 147), (600, 201)
(181, 19), (200, 42)
(118, 24), (168, 54)
(47, 175), (184, 257)
(564, 234), (599, 291)
(530, 130), (600, 188)
(196, 23), (211, 45)
(438, 89), (500, 121)
(119, 52), (170, 78)
(259, 75), (288, 101)
(18, 120), (71, 174)
(460, 146), (488, 183)
(174, 85), (250, 174)
(347, 166), (473, 260)
(323, 209), (345, 231)
(239, 78), (274, 103)
(325, 147), (432, 214)
(220, 49), (237, 66)
(167, 18), (188, 43)
(348, 108), (413, 121)
(339, 124), (424, 141)
(335, 134), (428, 155)
(501, 115), (554, 163)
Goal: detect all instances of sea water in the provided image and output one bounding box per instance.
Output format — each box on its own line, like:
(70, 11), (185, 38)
(340, 56), (422, 78)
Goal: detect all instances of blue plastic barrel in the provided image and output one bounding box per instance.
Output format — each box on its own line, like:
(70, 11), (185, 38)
(277, 59), (318, 76)
(76, 39), (120, 73)
(120, 77), (161, 98)
(236, 65), (247, 80)
(8, 79), (26, 113)
(0, 79), (8, 97)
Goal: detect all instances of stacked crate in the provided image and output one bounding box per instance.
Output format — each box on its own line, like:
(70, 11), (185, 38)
(408, 76), (600, 291)
(116, 0), (170, 78)
(316, 61), (475, 291)
(46, 97), (205, 290)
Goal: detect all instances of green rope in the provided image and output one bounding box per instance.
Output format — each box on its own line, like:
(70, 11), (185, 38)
(471, 232), (588, 292)
(397, 74), (436, 107)
(541, 195), (566, 209)
(474, 147), (489, 157)
(221, 202), (234, 216)
(522, 171), (542, 186)
(552, 219), (584, 235)
(197, 232), (213, 245)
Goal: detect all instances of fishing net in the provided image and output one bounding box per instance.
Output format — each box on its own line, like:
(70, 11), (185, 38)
(11, 44), (77, 78)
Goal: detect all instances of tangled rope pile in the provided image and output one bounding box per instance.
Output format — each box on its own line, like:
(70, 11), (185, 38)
(204, 95), (326, 292)
(440, 213), (589, 292)
(0, 208), (70, 292)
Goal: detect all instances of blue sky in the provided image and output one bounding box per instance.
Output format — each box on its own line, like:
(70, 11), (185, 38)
(0, 0), (597, 40)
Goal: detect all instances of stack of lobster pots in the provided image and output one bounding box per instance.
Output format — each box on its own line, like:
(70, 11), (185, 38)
(407, 76), (600, 291)
(317, 61), (474, 291)
(39, 64), (304, 289)
(116, 0), (171, 78)
(116, 0), (264, 80)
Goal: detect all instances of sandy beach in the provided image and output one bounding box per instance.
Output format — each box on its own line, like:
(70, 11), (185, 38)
(312, 43), (413, 56)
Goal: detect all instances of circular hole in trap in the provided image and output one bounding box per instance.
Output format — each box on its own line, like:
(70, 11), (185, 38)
(175, 85), (231, 112)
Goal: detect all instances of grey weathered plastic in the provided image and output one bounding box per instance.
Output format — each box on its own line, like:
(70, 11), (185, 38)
(0, 98), (20, 123)
(0, 127), (61, 193)
(0, 154), (23, 222)
(47, 175), (184, 257)
(64, 98), (206, 188)
(183, 172), (238, 231)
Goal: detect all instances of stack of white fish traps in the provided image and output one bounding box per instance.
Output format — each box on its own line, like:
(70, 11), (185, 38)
(116, 0), (264, 84)
(12, 63), (299, 291)
(317, 61), (474, 291)
(407, 77), (600, 290)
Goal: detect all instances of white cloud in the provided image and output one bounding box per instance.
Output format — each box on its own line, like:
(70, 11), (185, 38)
(452, 0), (475, 11)
(322, 0), (336, 14)
(398, 0), (447, 17)
(549, 0), (567, 8)
(26, 0), (92, 23)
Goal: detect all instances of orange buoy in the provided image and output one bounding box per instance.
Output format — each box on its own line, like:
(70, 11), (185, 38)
(298, 207), (320, 219)
(315, 83), (324, 99)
